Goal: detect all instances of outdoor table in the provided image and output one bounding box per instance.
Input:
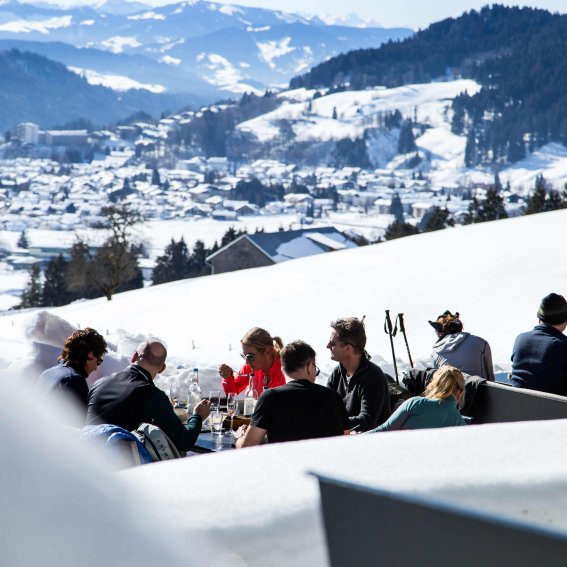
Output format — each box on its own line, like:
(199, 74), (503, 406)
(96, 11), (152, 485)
(193, 431), (235, 453)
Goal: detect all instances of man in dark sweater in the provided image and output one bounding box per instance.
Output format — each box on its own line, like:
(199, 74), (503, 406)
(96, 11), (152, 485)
(511, 293), (567, 396)
(87, 339), (210, 452)
(37, 327), (107, 421)
(236, 340), (349, 447)
(326, 317), (391, 431)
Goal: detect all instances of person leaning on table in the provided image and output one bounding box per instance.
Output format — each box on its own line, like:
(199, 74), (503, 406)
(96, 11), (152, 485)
(236, 340), (350, 448)
(87, 339), (210, 453)
(367, 366), (467, 432)
(219, 327), (286, 395)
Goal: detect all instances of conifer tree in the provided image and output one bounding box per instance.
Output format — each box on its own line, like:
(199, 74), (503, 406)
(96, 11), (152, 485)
(17, 230), (29, 249)
(389, 193), (404, 223)
(43, 254), (72, 307)
(398, 120), (417, 154)
(481, 187), (508, 221)
(524, 175), (548, 214)
(420, 206), (454, 232)
(384, 221), (419, 240)
(19, 264), (42, 308)
(152, 238), (191, 285)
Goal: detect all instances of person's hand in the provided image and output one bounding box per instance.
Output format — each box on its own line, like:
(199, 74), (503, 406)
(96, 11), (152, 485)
(218, 363), (234, 379)
(234, 424), (248, 439)
(194, 399), (211, 420)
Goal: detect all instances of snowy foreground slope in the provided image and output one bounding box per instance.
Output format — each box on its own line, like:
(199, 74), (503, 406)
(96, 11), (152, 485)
(1, 208), (565, 380)
(2, 210), (567, 566)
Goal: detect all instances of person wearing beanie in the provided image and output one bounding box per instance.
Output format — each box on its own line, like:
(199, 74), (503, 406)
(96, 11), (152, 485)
(511, 293), (567, 395)
(429, 310), (495, 381)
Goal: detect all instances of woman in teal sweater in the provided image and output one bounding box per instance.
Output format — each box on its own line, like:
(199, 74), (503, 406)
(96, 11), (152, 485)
(369, 366), (467, 432)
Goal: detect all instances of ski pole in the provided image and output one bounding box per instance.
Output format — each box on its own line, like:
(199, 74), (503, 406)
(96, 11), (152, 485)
(384, 310), (399, 384)
(396, 313), (414, 369)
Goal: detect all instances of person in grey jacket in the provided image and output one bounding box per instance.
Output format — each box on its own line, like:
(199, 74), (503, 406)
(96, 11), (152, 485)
(429, 310), (495, 381)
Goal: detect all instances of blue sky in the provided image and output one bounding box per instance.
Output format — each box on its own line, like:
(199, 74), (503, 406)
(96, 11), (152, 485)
(226, 0), (567, 28)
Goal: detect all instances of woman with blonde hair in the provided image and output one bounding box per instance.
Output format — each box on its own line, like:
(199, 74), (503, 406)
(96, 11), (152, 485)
(368, 366), (467, 432)
(219, 327), (285, 395)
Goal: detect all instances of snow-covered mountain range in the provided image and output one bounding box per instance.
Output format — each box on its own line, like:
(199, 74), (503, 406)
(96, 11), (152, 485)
(0, 0), (412, 95)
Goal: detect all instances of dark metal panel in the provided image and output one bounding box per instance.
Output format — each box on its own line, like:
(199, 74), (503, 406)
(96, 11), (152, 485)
(469, 382), (567, 424)
(314, 474), (567, 567)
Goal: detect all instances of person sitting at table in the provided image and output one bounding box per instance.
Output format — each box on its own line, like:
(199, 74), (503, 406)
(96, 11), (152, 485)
(367, 366), (467, 432)
(37, 327), (108, 421)
(219, 327), (285, 396)
(87, 339), (210, 453)
(236, 340), (349, 447)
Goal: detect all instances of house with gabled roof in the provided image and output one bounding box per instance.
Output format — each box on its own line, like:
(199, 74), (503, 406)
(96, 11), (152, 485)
(206, 226), (357, 275)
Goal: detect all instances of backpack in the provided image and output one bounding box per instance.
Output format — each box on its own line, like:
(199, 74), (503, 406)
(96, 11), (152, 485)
(131, 423), (182, 461)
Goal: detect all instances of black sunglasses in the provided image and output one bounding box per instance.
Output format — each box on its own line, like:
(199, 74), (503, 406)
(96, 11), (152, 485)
(240, 352), (256, 361)
(310, 360), (320, 376)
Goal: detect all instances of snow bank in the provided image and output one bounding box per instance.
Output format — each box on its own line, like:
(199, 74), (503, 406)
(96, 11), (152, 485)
(121, 418), (567, 566)
(0, 376), (199, 566)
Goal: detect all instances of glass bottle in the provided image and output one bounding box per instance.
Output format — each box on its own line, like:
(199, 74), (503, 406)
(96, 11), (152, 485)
(243, 372), (258, 417)
(187, 368), (201, 415)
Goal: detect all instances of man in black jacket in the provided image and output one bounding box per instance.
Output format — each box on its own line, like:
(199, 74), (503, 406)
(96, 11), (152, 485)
(511, 293), (567, 396)
(87, 339), (210, 452)
(326, 317), (391, 431)
(37, 327), (107, 421)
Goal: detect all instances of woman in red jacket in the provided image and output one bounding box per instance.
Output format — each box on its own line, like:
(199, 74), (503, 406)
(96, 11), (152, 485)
(219, 327), (285, 395)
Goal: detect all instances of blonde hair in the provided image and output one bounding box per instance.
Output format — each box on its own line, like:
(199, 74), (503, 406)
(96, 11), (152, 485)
(424, 366), (465, 402)
(241, 327), (283, 355)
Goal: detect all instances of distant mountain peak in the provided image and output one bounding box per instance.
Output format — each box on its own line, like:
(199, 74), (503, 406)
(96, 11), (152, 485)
(313, 12), (383, 29)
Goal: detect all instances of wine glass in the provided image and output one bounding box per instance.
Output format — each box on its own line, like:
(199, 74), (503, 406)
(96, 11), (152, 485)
(226, 392), (237, 436)
(209, 390), (221, 412)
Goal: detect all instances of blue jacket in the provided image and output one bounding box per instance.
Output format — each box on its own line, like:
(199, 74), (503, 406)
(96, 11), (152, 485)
(511, 324), (567, 396)
(37, 362), (89, 412)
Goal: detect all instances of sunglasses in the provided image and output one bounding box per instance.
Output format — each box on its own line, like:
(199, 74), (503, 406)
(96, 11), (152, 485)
(327, 340), (348, 348)
(96, 356), (104, 366)
(310, 360), (321, 376)
(240, 352), (257, 361)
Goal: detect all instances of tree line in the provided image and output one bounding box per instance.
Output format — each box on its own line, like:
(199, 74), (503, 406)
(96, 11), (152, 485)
(18, 216), (249, 308)
(382, 175), (567, 242)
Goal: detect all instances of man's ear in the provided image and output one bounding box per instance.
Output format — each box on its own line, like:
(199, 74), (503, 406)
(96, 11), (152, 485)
(160, 363), (167, 373)
(131, 351), (139, 363)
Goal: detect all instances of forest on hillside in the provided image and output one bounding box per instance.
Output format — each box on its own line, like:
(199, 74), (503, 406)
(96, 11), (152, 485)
(289, 5), (567, 166)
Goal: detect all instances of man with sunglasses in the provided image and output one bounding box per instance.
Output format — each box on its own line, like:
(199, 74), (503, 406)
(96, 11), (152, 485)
(37, 327), (108, 422)
(326, 317), (391, 432)
(236, 340), (349, 447)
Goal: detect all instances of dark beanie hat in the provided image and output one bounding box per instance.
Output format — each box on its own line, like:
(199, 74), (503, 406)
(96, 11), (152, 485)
(537, 293), (567, 325)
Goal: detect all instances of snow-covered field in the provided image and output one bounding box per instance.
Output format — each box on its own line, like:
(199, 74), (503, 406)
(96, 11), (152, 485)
(3, 208), (567, 566)
(2, 208), (566, 384)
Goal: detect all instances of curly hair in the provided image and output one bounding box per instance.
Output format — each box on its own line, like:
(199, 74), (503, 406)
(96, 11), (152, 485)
(59, 327), (107, 369)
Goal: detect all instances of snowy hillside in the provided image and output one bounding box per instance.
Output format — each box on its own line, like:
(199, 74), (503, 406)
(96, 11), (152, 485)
(236, 79), (567, 190)
(2, 208), (566, 385)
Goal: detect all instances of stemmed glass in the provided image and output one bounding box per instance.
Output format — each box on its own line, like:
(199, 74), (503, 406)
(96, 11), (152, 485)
(226, 392), (237, 436)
